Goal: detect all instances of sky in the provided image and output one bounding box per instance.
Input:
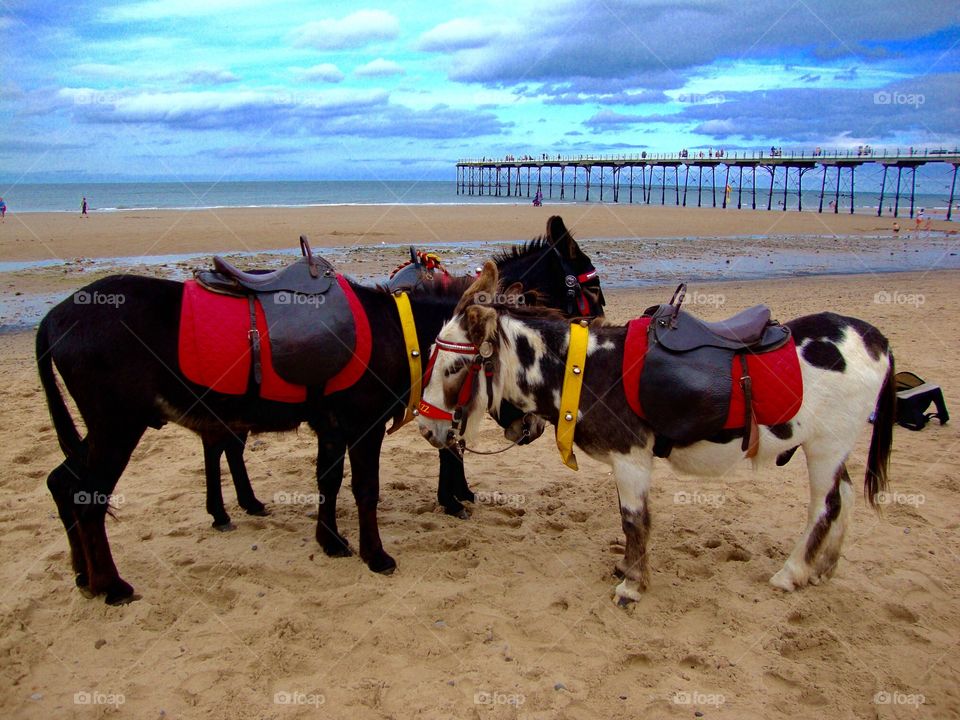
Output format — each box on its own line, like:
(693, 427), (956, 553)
(1, 0), (958, 182)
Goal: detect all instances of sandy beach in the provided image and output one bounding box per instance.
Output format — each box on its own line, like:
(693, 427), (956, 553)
(1, 203), (955, 263)
(1, 206), (958, 719)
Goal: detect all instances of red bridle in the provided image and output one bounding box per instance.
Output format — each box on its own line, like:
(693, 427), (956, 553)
(416, 337), (494, 437)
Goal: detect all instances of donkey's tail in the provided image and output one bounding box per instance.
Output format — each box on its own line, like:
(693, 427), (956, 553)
(865, 352), (895, 510)
(36, 317), (83, 459)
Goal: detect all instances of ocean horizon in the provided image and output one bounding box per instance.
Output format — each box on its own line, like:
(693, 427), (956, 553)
(0, 179), (953, 215)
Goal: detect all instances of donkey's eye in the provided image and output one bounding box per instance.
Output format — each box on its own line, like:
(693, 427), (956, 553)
(444, 359), (468, 377)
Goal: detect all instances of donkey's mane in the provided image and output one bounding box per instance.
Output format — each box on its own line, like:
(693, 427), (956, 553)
(490, 236), (551, 264)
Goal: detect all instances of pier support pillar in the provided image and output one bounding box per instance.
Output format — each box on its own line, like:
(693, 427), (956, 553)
(948, 164), (958, 221)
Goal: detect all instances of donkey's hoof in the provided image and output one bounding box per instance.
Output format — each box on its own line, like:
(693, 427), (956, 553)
(458, 490), (476, 504)
(213, 520), (237, 532)
(103, 579), (137, 605)
(613, 580), (643, 606)
(770, 566), (804, 592)
(320, 532), (352, 557)
(75, 572), (89, 589)
(322, 543), (353, 558)
(368, 553), (397, 575)
(441, 501), (469, 518)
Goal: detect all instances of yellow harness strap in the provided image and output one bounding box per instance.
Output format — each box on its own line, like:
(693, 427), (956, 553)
(556, 320), (590, 470)
(387, 291), (422, 434)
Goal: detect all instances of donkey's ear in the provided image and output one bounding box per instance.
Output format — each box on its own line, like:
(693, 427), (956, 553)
(502, 281), (534, 309)
(465, 304), (497, 349)
(455, 260), (498, 314)
(546, 215), (579, 259)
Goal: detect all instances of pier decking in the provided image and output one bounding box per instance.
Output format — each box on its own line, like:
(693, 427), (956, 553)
(456, 149), (960, 220)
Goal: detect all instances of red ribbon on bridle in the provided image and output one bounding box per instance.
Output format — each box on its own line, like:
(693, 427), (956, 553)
(417, 337), (494, 439)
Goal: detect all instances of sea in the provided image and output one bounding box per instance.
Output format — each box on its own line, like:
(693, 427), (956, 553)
(0, 179), (953, 217)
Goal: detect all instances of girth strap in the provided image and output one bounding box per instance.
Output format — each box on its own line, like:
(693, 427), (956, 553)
(387, 291), (422, 434)
(740, 354), (759, 457)
(556, 320), (590, 470)
(247, 295), (262, 386)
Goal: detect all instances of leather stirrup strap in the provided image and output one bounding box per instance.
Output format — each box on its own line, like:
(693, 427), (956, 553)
(247, 295), (262, 386)
(739, 354), (759, 457)
(556, 320), (590, 470)
(387, 291), (422, 434)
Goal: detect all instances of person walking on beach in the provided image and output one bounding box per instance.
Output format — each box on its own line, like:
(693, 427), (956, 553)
(0, 197), (6, 222)
(81, 196), (88, 218)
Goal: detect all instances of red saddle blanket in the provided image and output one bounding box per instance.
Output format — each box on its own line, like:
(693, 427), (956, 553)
(622, 317), (803, 430)
(178, 278), (370, 403)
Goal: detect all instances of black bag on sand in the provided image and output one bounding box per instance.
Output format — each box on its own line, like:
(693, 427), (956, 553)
(894, 371), (949, 431)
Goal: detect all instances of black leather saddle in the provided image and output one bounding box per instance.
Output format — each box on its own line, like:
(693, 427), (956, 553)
(639, 284), (791, 452)
(195, 235), (356, 388)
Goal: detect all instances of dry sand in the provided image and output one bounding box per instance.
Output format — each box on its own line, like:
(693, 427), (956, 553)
(0, 207), (958, 719)
(1, 203), (955, 262)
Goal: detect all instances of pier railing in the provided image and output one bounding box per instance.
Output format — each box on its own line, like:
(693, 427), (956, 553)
(455, 148), (960, 220)
(458, 148), (960, 164)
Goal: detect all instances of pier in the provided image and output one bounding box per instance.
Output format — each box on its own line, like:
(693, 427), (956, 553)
(456, 149), (960, 220)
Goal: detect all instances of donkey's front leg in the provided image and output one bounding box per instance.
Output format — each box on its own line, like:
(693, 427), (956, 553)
(611, 450), (653, 605)
(437, 446), (473, 518)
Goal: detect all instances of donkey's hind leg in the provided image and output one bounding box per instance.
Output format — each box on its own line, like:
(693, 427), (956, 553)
(611, 449), (654, 606)
(75, 423), (146, 604)
(47, 453), (90, 590)
(770, 454), (854, 592)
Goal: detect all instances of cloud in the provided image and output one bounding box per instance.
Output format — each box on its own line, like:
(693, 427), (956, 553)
(415, 18), (498, 52)
(291, 10), (400, 50)
(70, 63), (239, 85)
(440, 0), (959, 90)
(53, 87), (510, 140)
(354, 58), (404, 78)
(581, 73), (960, 143)
(181, 68), (240, 85)
(293, 63), (345, 83)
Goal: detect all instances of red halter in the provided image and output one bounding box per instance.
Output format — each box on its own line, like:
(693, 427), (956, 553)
(417, 337), (493, 435)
